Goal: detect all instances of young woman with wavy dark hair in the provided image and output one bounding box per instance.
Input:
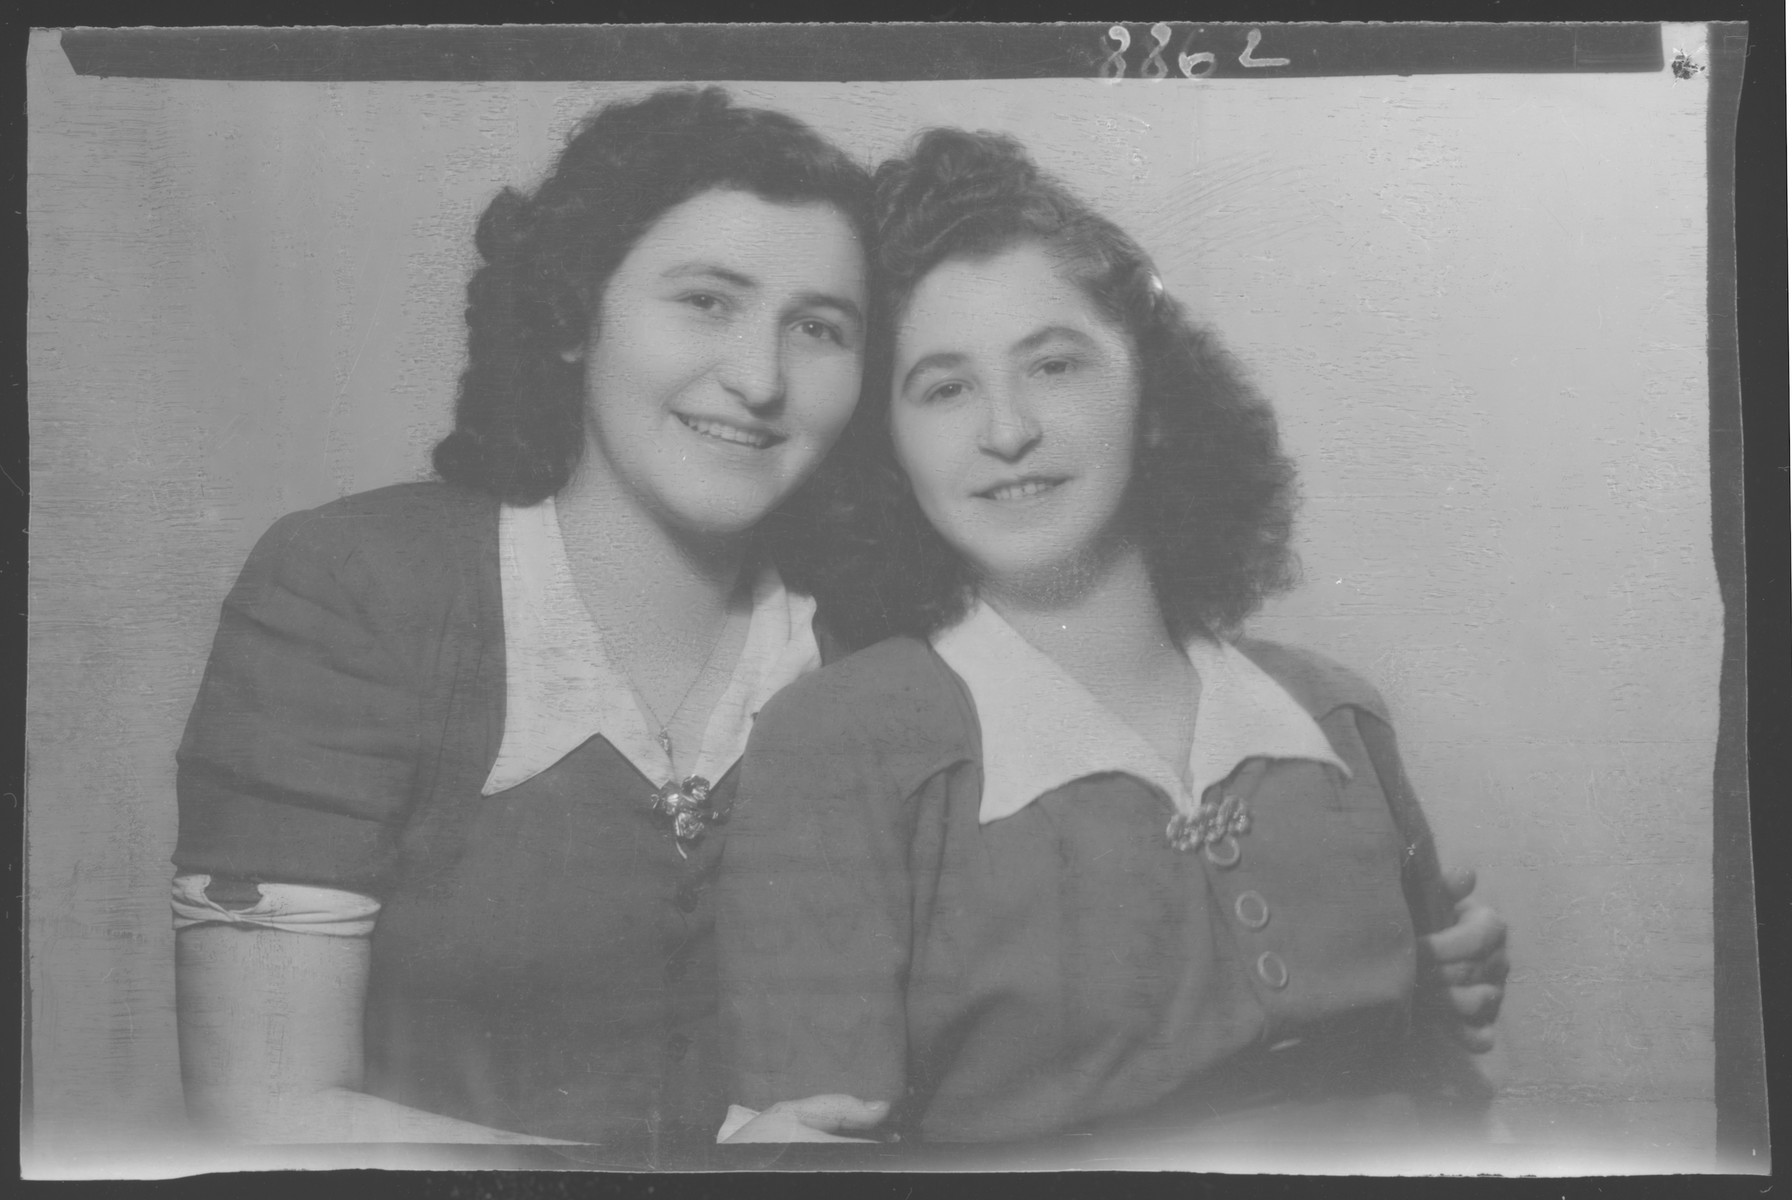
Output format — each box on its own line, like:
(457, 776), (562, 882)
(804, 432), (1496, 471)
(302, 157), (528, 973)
(171, 86), (876, 1162)
(718, 128), (1507, 1157)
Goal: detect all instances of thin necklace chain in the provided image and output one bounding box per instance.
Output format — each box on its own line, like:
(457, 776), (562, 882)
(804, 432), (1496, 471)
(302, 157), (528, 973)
(630, 608), (741, 761)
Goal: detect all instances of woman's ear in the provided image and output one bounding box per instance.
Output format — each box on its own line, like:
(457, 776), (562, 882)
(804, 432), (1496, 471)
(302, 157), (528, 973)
(560, 344), (585, 364)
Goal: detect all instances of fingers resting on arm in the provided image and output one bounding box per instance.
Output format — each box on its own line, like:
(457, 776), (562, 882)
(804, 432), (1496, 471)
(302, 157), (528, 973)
(723, 1095), (893, 1144)
(1415, 866), (1511, 1052)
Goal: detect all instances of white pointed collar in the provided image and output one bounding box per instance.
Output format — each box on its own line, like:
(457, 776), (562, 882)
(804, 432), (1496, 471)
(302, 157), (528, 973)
(481, 498), (821, 796)
(930, 601), (1351, 824)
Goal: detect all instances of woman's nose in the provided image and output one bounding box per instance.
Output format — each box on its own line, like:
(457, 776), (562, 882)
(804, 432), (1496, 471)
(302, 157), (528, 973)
(978, 381), (1042, 461)
(717, 323), (786, 411)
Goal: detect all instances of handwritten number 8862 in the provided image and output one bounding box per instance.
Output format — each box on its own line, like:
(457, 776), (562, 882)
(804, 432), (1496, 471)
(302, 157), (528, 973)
(1103, 24), (1291, 80)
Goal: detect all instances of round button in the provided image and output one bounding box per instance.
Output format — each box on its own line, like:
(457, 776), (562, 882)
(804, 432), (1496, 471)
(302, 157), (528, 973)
(1204, 836), (1241, 868)
(666, 1032), (692, 1058)
(1234, 891), (1270, 929)
(674, 887), (698, 913)
(1256, 951), (1289, 989)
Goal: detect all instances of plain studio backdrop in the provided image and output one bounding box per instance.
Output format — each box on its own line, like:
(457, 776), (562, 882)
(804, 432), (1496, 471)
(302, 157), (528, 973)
(25, 29), (1724, 1176)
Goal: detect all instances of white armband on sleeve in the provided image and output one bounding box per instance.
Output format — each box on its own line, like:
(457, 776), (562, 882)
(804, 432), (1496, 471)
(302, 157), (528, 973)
(171, 872), (380, 937)
(716, 1104), (761, 1142)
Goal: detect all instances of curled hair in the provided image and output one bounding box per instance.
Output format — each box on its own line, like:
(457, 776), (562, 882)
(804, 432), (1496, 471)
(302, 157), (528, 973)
(432, 87), (873, 514)
(808, 128), (1300, 647)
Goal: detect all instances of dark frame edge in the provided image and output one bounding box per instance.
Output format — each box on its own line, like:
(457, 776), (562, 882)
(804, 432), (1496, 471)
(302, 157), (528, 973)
(1706, 16), (1772, 1173)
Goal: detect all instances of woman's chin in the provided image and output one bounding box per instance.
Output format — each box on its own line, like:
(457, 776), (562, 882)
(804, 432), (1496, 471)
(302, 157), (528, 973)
(974, 559), (1089, 604)
(654, 489), (788, 545)
(970, 542), (1136, 609)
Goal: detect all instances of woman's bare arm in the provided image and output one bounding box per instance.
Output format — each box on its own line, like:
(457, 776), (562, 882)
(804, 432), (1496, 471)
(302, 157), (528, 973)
(176, 925), (571, 1144)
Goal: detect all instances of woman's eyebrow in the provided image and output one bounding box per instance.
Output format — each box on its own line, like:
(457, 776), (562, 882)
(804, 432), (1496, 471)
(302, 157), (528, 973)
(794, 291), (864, 328)
(660, 265), (862, 327)
(1011, 325), (1098, 356)
(660, 263), (757, 288)
(898, 350), (967, 394)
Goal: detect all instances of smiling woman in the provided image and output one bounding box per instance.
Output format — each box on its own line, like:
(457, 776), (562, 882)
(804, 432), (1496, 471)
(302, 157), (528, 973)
(716, 127), (1506, 1158)
(890, 246), (1142, 610)
(169, 86), (876, 1164)
(567, 188), (866, 540)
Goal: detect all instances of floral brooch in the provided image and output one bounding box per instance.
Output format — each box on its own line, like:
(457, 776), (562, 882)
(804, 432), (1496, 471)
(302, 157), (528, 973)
(649, 775), (728, 856)
(1166, 790), (1252, 854)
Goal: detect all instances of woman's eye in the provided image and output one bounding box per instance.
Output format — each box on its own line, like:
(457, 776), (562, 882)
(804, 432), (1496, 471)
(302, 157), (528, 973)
(681, 292), (725, 313)
(924, 381), (969, 404)
(794, 318), (843, 345)
(1036, 357), (1075, 377)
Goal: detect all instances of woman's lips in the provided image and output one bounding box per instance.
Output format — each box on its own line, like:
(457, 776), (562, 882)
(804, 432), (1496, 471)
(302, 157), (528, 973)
(675, 413), (782, 449)
(976, 476), (1066, 501)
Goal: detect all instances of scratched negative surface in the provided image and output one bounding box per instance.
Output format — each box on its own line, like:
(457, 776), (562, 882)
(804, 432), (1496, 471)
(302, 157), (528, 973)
(23, 22), (1755, 1177)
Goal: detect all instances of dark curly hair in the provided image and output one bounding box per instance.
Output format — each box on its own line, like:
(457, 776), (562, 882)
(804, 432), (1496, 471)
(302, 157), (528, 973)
(807, 128), (1300, 648)
(431, 87), (875, 547)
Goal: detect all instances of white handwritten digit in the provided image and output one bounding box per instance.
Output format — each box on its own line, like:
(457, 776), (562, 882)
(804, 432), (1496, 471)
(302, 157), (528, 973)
(1143, 23), (1171, 79)
(1238, 27), (1291, 68)
(1102, 25), (1131, 80)
(1178, 46), (1217, 77)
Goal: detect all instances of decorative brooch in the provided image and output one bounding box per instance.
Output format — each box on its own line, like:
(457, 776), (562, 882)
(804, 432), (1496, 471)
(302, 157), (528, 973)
(1166, 791), (1252, 853)
(649, 775), (728, 856)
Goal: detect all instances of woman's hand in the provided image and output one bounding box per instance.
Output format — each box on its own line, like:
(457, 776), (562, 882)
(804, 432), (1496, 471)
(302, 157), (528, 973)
(1417, 866), (1509, 1052)
(722, 1095), (892, 1143)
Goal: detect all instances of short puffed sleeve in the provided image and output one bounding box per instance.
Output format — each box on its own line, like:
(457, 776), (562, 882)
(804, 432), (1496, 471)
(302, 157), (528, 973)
(173, 504), (426, 893)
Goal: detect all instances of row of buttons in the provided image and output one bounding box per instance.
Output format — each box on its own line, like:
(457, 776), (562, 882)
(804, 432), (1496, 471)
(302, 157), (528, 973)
(1201, 789), (1289, 992)
(667, 872), (705, 1059)
(1237, 887), (1286, 988)
(668, 883), (699, 978)
(657, 871), (703, 1146)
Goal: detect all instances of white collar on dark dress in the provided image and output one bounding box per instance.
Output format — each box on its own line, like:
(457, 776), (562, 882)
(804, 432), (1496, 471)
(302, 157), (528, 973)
(929, 600), (1350, 823)
(481, 497), (822, 796)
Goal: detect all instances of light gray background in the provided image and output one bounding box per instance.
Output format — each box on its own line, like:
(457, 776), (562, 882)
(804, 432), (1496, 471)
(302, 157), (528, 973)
(25, 27), (1724, 1176)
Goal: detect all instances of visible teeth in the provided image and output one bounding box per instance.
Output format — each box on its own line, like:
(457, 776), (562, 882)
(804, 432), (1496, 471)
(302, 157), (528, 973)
(681, 416), (773, 448)
(987, 479), (1057, 501)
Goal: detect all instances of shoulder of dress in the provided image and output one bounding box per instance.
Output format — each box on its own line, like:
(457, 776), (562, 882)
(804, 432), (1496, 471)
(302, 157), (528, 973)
(1231, 636), (1392, 726)
(284, 480), (494, 541)
(242, 482), (498, 629)
(260, 481), (497, 571)
(755, 635), (972, 756)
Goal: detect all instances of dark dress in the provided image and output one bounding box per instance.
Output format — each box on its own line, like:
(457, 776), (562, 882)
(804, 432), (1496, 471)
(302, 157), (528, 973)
(174, 481), (813, 1166)
(717, 635), (1490, 1157)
